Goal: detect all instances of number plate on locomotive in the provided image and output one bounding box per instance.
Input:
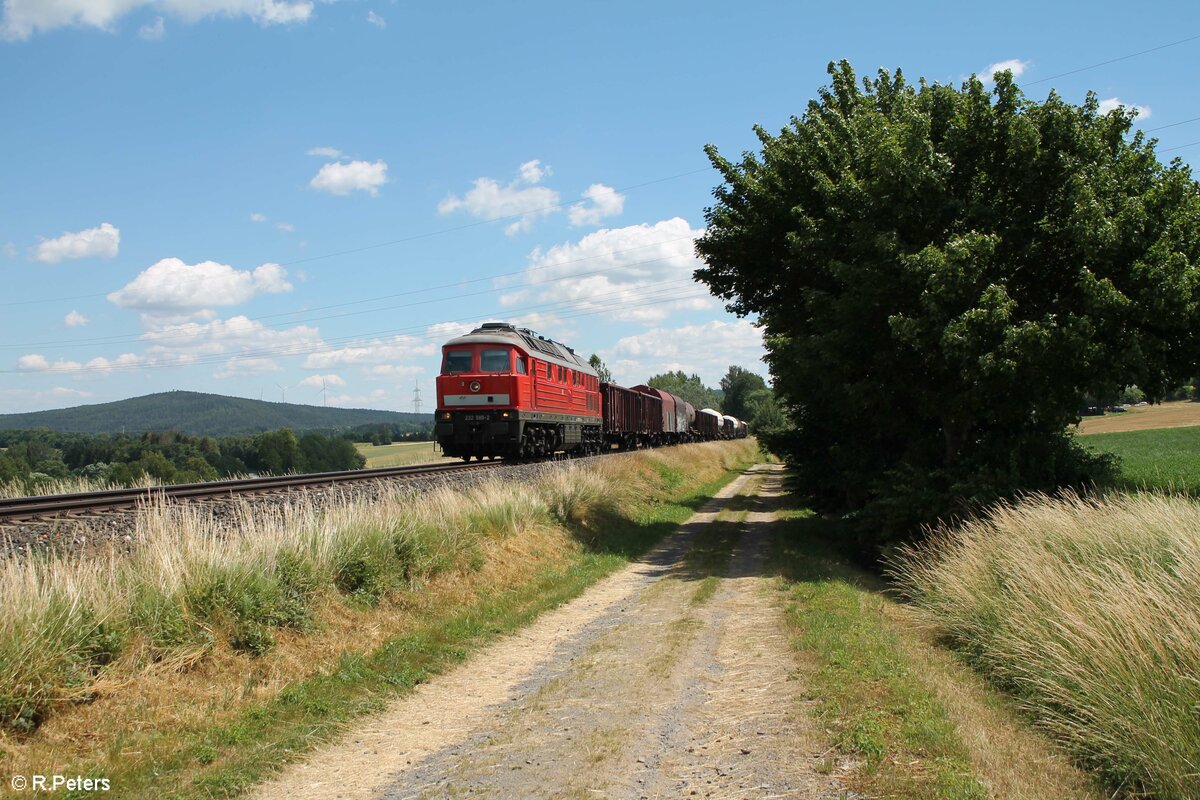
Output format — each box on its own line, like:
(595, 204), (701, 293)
(463, 414), (490, 421)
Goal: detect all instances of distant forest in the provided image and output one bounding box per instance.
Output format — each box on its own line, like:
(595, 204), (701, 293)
(0, 422), (432, 489)
(0, 390), (432, 437)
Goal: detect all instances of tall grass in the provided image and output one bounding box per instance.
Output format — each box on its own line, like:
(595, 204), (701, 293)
(0, 477), (554, 732)
(0, 441), (754, 735)
(892, 491), (1200, 799)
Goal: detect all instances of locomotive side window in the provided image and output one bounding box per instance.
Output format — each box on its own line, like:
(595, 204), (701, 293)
(516, 356), (527, 375)
(442, 350), (472, 374)
(480, 350), (510, 372)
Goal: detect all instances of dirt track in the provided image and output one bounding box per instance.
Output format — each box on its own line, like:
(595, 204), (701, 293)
(254, 465), (840, 800)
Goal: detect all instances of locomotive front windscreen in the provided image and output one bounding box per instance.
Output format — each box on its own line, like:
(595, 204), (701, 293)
(442, 350), (472, 374)
(480, 349), (511, 372)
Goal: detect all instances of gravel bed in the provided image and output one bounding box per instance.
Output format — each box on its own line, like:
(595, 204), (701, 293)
(0, 457), (606, 562)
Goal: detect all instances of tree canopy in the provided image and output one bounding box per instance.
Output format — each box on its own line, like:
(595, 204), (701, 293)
(696, 61), (1200, 545)
(646, 371), (722, 410)
(718, 366), (767, 419)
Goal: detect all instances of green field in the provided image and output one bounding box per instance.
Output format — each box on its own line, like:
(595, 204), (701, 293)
(1081, 426), (1200, 493)
(355, 441), (457, 468)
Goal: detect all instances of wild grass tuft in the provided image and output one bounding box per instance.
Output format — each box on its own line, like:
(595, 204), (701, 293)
(892, 491), (1200, 800)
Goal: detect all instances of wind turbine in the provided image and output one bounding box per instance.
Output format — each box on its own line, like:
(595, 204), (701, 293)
(276, 383), (288, 403)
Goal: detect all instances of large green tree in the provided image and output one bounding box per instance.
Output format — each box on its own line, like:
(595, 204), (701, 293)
(696, 61), (1200, 544)
(719, 365), (767, 419)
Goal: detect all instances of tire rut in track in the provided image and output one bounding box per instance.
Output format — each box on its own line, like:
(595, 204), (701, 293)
(254, 465), (841, 800)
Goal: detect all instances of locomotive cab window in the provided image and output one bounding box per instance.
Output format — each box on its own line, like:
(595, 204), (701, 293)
(480, 349), (511, 372)
(442, 350), (472, 374)
(516, 356), (527, 375)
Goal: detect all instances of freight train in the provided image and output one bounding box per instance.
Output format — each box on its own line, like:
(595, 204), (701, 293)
(434, 322), (748, 461)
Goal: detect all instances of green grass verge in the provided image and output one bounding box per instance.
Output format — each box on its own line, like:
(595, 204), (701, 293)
(769, 510), (987, 800)
(76, 465), (750, 799)
(1082, 426), (1200, 493)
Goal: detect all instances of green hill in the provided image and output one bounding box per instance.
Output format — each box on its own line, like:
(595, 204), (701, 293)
(0, 391), (430, 436)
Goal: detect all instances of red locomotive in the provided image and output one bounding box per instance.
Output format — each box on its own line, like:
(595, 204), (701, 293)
(435, 322), (747, 461)
(434, 323), (603, 460)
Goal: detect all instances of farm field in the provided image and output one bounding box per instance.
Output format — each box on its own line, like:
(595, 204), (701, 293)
(1081, 425), (1200, 493)
(354, 440), (457, 468)
(1075, 400), (1200, 434)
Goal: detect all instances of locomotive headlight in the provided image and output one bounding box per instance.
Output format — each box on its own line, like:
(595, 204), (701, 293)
(438, 411), (452, 421)
(500, 411), (511, 418)
(469, 380), (482, 393)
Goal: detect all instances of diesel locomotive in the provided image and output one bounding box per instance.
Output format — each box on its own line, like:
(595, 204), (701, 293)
(434, 322), (748, 462)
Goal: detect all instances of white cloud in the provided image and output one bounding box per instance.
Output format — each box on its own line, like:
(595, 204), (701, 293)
(141, 314), (320, 356)
(509, 217), (713, 323)
(138, 14), (163, 38)
(983, 59), (1029, 80)
(568, 183), (625, 226)
(310, 159), (389, 196)
(366, 10), (384, 27)
(1098, 97), (1152, 120)
(608, 319), (766, 387)
(108, 258), (293, 313)
(2, 0), (314, 40)
(16, 354), (83, 373)
(306, 146), (343, 158)
(439, 161), (560, 235)
(276, 221), (295, 232)
(425, 321), (475, 341)
(33, 222), (120, 263)
(519, 159), (549, 184)
(299, 373), (346, 388)
(304, 334), (436, 369)
(64, 310), (88, 327)
(249, 211), (267, 222)
(214, 356), (283, 378)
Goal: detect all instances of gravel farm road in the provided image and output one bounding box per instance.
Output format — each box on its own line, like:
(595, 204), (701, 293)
(253, 464), (844, 800)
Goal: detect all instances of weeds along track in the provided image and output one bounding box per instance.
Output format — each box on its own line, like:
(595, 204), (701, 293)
(0, 457), (600, 559)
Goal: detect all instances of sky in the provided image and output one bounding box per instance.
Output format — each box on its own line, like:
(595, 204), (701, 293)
(1, 0), (1197, 415)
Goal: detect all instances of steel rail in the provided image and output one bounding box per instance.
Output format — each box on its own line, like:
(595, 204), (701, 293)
(0, 461), (505, 522)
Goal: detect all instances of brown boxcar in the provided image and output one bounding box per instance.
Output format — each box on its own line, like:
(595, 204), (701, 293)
(601, 382), (660, 449)
(631, 386), (694, 442)
(696, 408), (723, 440)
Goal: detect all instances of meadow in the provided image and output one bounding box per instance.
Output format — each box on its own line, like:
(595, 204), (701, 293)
(354, 440), (457, 468)
(1079, 425), (1200, 493)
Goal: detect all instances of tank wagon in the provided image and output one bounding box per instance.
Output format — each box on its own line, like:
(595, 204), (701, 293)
(435, 322), (749, 460)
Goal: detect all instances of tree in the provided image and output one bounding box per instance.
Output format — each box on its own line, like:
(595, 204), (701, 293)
(646, 371), (722, 410)
(719, 366), (767, 419)
(588, 354), (613, 384)
(696, 61), (1200, 545)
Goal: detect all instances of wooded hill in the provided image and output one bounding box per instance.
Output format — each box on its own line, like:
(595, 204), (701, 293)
(0, 391), (430, 436)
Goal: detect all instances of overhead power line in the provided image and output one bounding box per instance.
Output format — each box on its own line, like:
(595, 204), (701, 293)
(0, 279), (710, 375)
(0, 167), (712, 309)
(0, 237), (699, 350)
(1024, 32), (1200, 86)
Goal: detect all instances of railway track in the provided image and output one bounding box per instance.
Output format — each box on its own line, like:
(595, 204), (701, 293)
(0, 461), (506, 524)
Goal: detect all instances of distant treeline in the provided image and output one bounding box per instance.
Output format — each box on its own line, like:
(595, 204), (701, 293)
(0, 423), (430, 489)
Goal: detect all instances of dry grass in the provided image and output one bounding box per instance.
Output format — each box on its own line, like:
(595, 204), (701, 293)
(0, 473), (163, 500)
(893, 491), (1200, 800)
(0, 441), (757, 787)
(1075, 400), (1200, 435)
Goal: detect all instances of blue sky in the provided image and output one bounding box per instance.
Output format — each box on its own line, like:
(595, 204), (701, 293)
(1, 0), (1197, 414)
